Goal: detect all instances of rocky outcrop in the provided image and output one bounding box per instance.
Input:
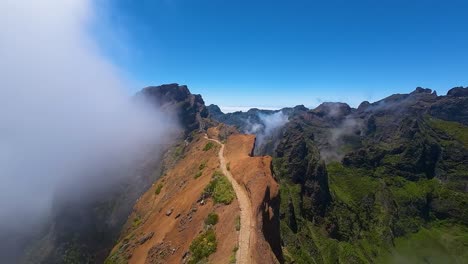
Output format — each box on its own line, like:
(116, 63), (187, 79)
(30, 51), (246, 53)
(138, 83), (209, 135)
(206, 104), (224, 119)
(447, 86), (468, 97)
(312, 102), (351, 119)
(429, 87), (468, 125)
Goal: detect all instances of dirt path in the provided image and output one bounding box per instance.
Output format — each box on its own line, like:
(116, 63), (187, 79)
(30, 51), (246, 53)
(205, 135), (254, 264)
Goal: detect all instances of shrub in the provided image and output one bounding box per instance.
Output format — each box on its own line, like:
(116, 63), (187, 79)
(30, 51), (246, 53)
(132, 216), (141, 228)
(194, 171), (202, 179)
(173, 145), (184, 158)
(203, 142), (215, 151)
(155, 183), (163, 195)
(188, 229), (217, 264)
(205, 212), (219, 226)
(199, 161), (207, 170)
(235, 215), (241, 231)
(229, 245), (239, 264)
(204, 172), (235, 205)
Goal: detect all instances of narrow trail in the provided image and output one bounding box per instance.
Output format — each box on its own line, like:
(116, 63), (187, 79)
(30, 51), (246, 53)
(204, 135), (254, 264)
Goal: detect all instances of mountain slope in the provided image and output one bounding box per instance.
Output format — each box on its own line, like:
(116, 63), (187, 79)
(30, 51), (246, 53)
(272, 87), (468, 263)
(106, 126), (282, 264)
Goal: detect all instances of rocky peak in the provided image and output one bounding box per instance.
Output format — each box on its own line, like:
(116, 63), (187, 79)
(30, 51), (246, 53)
(138, 83), (208, 136)
(293, 104), (309, 111)
(447, 86), (468, 97)
(357, 101), (371, 111)
(207, 104), (223, 116)
(312, 102), (351, 119)
(411, 87), (433, 94)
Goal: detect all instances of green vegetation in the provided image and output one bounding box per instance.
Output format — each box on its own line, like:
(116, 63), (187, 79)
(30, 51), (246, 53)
(427, 117), (468, 147)
(235, 215), (241, 231)
(132, 215), (142, 228)
(62, 242), (93, 264)
(188, 229), (217, 264)
(195, 161), (207, 179)
(203, 171), (235, 205)
(155, 183), (163, 195)
(203, 142), (215, 151)
(173, 144), (185, 158)
(327, 162), (378, 206)
(229, 245), (239, 264)
(378, 221), (468, 263)
(104, 234), (136, 264)
(275, 146), (468, 264)
(199, 161), (207, 170)
(205, 212), (219, 226)
(104, 250), (127, 264)
(194, 171), (202, 179)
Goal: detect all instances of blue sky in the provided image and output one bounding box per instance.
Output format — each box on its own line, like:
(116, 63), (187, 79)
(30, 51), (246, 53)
(93, 0), (468, 110)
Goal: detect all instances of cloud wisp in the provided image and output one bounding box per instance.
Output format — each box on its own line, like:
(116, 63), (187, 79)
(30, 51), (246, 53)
(245, 111), (289, 155)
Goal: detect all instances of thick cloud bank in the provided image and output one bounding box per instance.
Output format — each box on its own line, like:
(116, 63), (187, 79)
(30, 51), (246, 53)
(0, 0), (173, 237)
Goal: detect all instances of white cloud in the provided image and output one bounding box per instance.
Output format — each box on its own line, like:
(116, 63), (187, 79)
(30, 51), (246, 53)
(0, 0), (175, 242)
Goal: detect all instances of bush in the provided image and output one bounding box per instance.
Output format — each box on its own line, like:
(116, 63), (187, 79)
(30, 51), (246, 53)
(229, 245), (239, 264)
(203, 142), (215, 151)
(188, 229), (217, 264)
(199, 161), (207, 170)
(194, 171), (202, 179)
(195, 162), (207, 179)
(155, 183), (163, 195)
(173, 145), (184, 158)
(205, 212), (219, 226)
(204, 172), (235, 205)
(235, 215), (241, 231)
(132, 216), (141, 228)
